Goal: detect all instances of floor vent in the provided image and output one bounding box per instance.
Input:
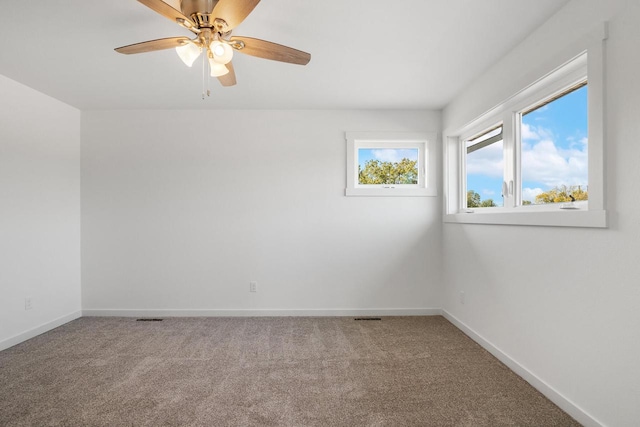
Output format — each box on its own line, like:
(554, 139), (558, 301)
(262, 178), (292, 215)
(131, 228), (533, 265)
(136, 318), (163, 322)
(354, 317), (382, 321)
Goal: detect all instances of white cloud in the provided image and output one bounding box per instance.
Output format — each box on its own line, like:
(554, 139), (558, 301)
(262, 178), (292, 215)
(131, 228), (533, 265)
(522, 187), (544, 202)
(466, 140), (503, 178)
(521, 123), (540, 141)
(371, 149), (417, 163)
(467, 124), (587, 190)
(521, 123), (554, 142)
(522, 137), (588, 188)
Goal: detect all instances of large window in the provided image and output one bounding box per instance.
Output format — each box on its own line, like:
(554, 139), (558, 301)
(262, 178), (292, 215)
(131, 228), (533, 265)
(463, 82), (589, 210)
(346, 132), (437, 197)
(444, 27), (607, 227)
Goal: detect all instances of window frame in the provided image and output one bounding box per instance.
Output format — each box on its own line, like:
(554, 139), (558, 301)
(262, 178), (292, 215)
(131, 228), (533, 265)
(443, 24), (607, 227)
(346, 131), (437, 197)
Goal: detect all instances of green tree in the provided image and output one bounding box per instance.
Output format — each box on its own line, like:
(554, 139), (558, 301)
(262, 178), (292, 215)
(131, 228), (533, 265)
(467, 190), (481, 207)
(535, 185), (588, 204)
(468, 190), (497, 208)
(358, 158), (418, 185)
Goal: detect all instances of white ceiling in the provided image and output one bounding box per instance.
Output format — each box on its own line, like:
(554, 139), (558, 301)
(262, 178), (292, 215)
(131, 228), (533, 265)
(0, 0), (569, 110)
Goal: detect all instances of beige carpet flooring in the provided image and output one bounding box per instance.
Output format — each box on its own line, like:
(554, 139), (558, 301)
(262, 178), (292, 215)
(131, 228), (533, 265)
(0, 316), (580, 426)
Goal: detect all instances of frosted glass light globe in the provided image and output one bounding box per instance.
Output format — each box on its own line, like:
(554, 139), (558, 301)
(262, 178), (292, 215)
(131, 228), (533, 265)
(175, 42), (202, 67)
(210, 41), (233, 65)
(208, 57), (229, 77)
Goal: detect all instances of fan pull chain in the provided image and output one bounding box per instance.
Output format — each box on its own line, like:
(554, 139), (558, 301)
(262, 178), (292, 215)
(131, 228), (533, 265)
(201, 53), (211, 100)
(202, 54), (205, 100)
(207, 58), (211, 98)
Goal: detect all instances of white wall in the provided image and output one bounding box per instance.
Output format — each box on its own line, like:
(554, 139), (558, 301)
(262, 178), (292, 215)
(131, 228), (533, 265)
(442, 1), (640, 426)
(81, 110), (442, 315)
(0, 75), (81, 350)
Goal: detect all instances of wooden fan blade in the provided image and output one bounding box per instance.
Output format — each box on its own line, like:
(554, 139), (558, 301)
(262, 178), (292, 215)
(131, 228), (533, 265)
(218, 61), (237, 86)
(230, 36), (310, 65)
(212, 0), (260, 30)
(137, 0), (195, 27)
(115, 37), (191, 54)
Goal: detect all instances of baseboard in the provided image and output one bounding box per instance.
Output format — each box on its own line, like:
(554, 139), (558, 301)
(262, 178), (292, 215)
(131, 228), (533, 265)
(441, 310), (603, 427)
(0, 310), (82, 352)
(82, 308), (442, 317)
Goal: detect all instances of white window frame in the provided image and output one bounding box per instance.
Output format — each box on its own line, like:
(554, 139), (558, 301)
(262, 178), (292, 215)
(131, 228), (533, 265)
(443, 24), (607, 227)
(346, 131), (437, 197)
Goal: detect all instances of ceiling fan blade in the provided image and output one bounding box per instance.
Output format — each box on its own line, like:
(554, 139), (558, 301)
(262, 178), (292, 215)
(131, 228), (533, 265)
(115, 37), (191, 54)
(218, 61), (237, 86)
(230, 37), (311, 65)
(212, 0), (260, 30)
(137, 0), (196, 28)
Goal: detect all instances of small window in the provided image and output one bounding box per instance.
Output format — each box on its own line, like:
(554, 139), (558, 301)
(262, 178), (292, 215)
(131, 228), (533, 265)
(358, 147), (419, 186)
(346, 132), (437, 197)
(520, 82), (588, 206)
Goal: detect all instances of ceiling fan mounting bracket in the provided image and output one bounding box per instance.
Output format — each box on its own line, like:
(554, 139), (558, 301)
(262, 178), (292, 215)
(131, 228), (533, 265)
(228, 39), (245, 50)
(212, 18), (230, 33)
(176, 18), (200, 33)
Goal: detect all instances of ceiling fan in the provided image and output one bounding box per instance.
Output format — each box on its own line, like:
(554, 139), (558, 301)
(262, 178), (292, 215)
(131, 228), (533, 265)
(115, 0), (311, 87)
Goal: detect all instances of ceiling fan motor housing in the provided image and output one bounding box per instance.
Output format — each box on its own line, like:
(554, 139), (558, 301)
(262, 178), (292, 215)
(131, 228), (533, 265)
(181, 0), (230, 32)
(181, 0), (218, 16)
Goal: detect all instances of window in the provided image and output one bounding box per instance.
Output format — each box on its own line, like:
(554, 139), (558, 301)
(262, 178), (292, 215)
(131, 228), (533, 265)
(346, 132), (437, 197)
(466, 125), (504, 208)
(463, 82), (588, 210)
(358, 147), (420, 186)
(520, 82), (588, 206)
(444, 24), (607, 227)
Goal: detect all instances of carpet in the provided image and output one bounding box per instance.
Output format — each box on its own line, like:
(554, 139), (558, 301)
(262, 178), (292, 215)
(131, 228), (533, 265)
(0, 316), (580, 426)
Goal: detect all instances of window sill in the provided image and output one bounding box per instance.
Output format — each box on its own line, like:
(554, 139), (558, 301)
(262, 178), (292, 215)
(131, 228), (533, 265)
(346, 187), (437, 197)
(444, 208), (607, 228)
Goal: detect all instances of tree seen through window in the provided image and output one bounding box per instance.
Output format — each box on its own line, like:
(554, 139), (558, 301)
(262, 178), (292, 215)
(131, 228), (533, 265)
(358, 148), (418, 185)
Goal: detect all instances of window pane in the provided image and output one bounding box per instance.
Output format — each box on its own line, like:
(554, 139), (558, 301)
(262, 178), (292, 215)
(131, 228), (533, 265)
(521, 84), (588, 205)
(358, 148), (419, 185)
(466, 127), (503, 208)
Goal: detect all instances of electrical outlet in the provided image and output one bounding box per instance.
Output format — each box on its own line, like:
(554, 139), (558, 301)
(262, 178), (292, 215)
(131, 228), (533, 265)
(25, 298), (33, 311)
(249, 281), (257, 293)
(459, 291), (465, 305)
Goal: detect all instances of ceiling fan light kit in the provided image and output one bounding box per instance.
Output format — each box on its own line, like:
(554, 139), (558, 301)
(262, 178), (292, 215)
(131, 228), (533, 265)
(115, 0), (311, 90)
(210, 39), (233, 64)
(208, 57), (229, 77)
(176, 41), (202, 67)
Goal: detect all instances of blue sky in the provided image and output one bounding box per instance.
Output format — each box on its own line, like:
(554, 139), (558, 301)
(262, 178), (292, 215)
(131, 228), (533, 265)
(467, 85), (588, 205)
(358, 148), (418, 169)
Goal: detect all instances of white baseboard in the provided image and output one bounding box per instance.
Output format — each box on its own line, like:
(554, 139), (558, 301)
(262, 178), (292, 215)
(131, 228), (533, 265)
(82, 308), (442, 317)
(0, 310), (82, 352)
(442, 309), (603, 427)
